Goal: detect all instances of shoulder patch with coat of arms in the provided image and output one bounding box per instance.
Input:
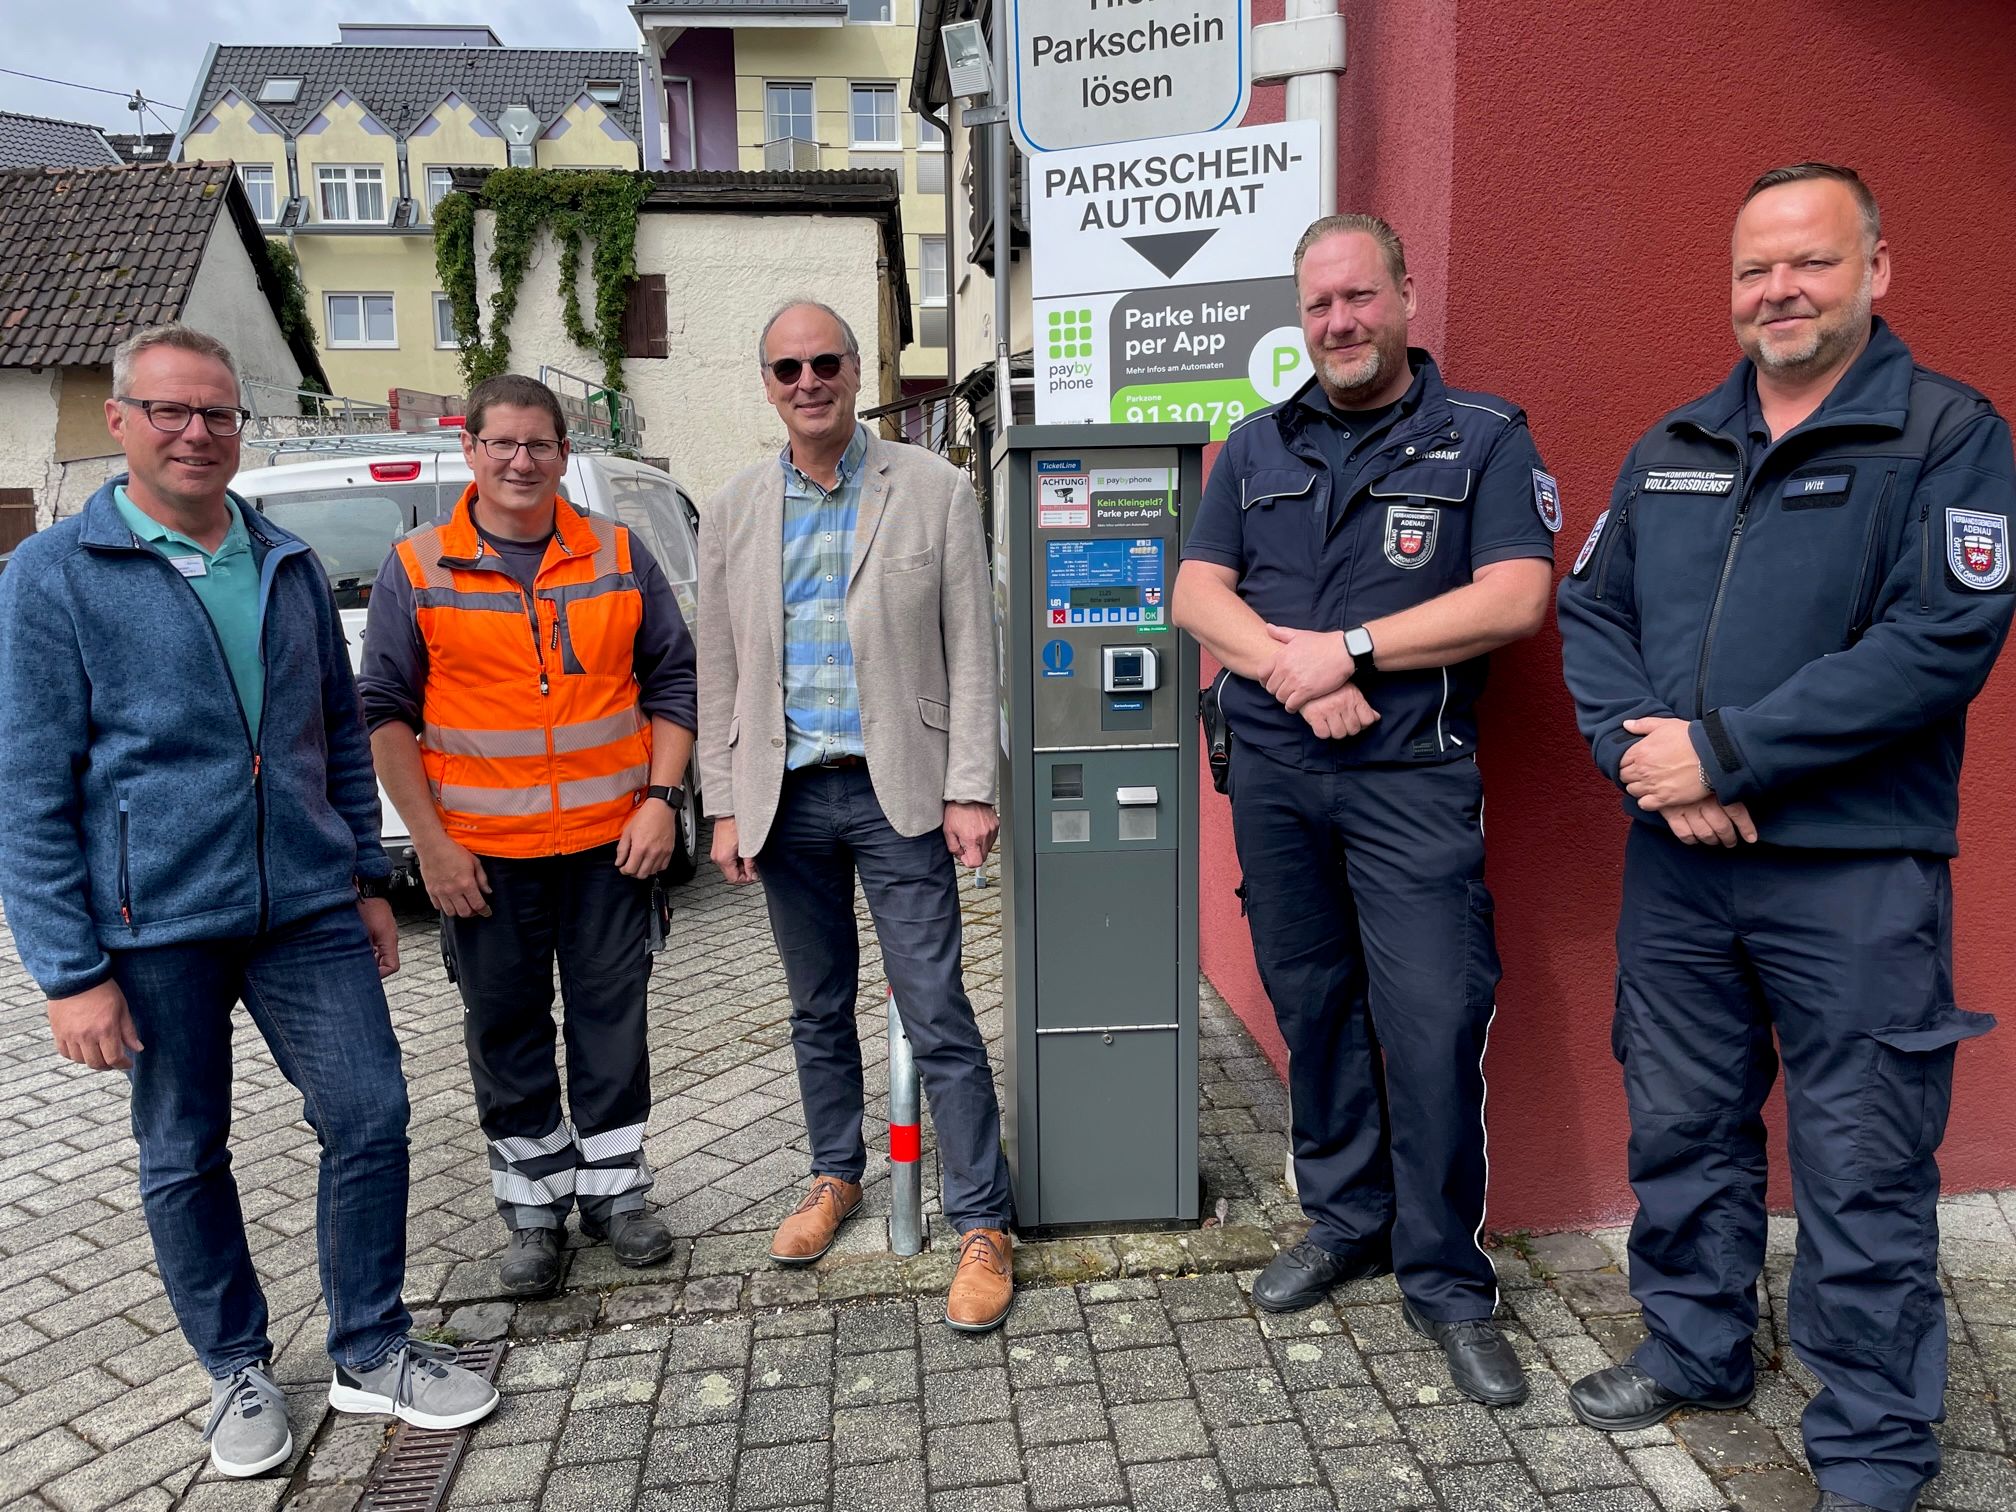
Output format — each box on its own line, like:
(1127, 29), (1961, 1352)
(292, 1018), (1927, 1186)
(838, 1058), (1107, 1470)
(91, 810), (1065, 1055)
(1571, 509), (1610, 577)
(1948, 509), (2012, 591)
(1531, 469), (1563, 533)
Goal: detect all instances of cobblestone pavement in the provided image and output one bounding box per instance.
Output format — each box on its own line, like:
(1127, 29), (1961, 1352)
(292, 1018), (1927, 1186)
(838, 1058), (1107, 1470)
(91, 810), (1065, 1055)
(2, 866), (2014, 1510)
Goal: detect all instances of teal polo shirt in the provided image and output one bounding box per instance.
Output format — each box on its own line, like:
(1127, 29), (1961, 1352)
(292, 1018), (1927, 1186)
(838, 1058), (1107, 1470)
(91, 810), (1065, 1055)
(114, 487), (265, 737)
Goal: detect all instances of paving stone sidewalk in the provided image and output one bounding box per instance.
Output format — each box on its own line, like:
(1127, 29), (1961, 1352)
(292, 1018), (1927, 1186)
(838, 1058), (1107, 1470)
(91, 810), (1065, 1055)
(0, 865), (2012, 1510)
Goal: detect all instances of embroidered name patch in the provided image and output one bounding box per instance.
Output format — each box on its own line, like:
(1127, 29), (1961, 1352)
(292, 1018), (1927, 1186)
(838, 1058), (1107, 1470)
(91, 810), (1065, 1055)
(1948, 509), (2011, 591)
(1643, 468), (1736, 495)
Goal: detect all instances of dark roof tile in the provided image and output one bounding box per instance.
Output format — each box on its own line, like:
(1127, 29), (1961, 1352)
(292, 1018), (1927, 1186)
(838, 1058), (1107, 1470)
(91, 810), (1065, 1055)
(192, 44), (644, 145)
(0, 111), (123, 169)
(0, 163), (237, 368)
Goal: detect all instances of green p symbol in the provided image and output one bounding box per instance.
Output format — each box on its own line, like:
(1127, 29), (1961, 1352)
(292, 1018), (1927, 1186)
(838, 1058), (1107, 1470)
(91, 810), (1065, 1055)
(1272, 346), (1301, 385)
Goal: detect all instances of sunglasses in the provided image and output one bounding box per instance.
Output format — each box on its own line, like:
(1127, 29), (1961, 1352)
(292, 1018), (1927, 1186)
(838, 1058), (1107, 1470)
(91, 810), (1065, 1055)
(763, 352), (849, 384)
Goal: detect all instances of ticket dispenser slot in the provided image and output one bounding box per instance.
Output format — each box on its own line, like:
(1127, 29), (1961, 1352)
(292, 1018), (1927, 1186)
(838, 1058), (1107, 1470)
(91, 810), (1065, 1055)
(994, 422), (1206, 1232)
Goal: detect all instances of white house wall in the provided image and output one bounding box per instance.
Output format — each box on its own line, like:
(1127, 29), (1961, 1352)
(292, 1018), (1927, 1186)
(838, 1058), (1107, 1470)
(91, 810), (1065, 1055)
(479, 210), (886, 501)
(180, 222), (306, 392)
(0, 368), (60, 519)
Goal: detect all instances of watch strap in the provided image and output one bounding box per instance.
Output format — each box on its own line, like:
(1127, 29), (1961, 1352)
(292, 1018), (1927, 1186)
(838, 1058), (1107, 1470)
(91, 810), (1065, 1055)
(647, 784), (684, 806)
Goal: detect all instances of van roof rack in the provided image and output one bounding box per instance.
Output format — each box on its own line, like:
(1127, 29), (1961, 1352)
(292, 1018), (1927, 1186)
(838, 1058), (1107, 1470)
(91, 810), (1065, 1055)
(243, 371), (645, 462)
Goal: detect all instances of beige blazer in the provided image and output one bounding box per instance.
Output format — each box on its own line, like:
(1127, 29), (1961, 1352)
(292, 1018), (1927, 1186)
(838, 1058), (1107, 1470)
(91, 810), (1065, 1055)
(696, 431), (999, 856)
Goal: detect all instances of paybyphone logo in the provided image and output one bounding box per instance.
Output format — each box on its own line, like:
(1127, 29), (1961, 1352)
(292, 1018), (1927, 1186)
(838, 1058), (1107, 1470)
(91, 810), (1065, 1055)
(1048, 308), (1095, 363)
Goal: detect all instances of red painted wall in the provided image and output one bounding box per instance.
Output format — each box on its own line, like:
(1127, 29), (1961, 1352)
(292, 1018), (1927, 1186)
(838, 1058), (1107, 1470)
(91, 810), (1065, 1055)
(1206, 0), (2016, 1230)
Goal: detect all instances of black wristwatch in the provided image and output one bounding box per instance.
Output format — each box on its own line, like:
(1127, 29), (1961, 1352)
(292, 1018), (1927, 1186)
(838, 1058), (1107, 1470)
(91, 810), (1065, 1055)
(355, 875), (392, 901)
(646, 784), (686, 809)
(1343, 624), (1377, 672)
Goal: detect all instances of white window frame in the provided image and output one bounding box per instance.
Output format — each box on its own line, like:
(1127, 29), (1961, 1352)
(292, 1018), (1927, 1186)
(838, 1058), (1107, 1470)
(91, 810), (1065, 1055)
(920, 236), (947, 306)
(764, 82), (815, 146)
(432, 292), (459, 350)
(424, 166), (457, 218)
(849, 83), (898, 150)
(315, 163), (387, 225)
(238, 164), (278, 224)
(916, 114), (945, 151)
(325, 292), (398, 350)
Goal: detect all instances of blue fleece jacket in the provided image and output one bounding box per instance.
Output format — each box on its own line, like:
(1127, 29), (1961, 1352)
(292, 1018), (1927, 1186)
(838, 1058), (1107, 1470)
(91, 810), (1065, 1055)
(0, 476), (389, 997)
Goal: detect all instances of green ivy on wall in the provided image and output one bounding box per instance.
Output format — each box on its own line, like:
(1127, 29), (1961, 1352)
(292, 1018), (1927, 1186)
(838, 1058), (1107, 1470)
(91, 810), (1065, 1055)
(433, 169), (653, 397)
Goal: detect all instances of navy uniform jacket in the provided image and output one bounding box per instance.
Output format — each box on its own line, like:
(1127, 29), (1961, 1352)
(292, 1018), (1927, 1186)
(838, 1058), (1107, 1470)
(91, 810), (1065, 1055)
(1558, 318), (2016, 856)
(1183, 351), (1558, 768)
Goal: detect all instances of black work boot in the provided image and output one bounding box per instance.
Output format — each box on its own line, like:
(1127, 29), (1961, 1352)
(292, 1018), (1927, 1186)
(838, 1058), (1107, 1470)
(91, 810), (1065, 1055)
(1401, 1298), (1529, 1406)
(1569, 1362), (1753, 1431)
(1251, 1240), (1389, 1312)
(497, 1226), (563, 1296)
(584, 1209), (675, 1268)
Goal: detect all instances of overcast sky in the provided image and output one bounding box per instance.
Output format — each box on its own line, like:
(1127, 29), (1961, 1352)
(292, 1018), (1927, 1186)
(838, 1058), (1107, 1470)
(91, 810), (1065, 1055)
(1, 1), (640, 136)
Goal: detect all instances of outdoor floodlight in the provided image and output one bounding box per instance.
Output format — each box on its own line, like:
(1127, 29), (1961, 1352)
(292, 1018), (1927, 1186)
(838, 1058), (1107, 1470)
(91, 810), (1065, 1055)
(944, 20), (994, 100)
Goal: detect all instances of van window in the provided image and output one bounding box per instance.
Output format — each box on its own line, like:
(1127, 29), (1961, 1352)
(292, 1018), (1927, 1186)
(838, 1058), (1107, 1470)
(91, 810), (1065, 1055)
(609, 473), (698, 585)
(253, 485), (431, 607)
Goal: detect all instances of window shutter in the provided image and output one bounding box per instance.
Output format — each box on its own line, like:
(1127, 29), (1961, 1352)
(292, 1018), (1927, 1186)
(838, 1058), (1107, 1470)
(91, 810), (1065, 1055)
(624, 274), (668, 359)
(643, 275), (668, 358)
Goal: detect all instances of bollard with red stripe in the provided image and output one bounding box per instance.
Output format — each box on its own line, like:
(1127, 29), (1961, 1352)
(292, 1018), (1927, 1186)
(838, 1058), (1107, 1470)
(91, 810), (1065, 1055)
(887, 986), (924, 1256)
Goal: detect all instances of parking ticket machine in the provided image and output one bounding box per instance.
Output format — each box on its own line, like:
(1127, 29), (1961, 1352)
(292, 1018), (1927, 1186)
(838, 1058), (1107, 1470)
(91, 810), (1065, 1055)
(992, 423), (1208, 1229)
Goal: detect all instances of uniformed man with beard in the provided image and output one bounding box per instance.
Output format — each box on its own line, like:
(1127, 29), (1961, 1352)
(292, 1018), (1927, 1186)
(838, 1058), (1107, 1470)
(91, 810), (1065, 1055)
(1559, 163), (2015, 1512)
(1172, 214), (1556, 1407)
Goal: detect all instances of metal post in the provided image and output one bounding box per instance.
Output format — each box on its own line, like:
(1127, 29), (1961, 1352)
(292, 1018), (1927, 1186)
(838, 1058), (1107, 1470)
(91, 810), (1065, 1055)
(888, 988), (924, 1255)
(1271, 0), (1343, 217)
(991, 3), (1014, 406)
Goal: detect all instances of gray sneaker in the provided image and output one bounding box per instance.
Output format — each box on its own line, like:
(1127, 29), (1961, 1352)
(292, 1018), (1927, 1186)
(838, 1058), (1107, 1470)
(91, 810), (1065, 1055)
(204, 1362), (292, 1477)
(328, 1339), (499, 1430)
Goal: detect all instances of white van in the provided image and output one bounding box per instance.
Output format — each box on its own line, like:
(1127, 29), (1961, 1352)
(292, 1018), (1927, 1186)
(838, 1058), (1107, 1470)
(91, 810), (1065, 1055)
(233, 436), (706, 885)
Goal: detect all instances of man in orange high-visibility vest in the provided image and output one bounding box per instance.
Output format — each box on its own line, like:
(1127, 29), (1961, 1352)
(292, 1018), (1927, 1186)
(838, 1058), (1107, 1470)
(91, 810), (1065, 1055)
(361, 374), (697, 1297)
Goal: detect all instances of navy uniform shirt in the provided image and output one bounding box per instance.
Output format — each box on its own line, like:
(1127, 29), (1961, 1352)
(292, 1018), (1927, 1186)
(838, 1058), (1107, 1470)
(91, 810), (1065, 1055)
(1184, 351), (1557, 769)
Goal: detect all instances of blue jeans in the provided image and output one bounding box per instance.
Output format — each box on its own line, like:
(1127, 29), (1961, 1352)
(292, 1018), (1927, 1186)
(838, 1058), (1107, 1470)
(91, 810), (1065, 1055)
(113, 902), (412, 1377)
(757, 764), (1013, 1234)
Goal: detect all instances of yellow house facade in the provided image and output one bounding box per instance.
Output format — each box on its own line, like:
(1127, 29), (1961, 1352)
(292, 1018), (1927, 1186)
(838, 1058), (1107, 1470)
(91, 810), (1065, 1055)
(635, 0), (950, 386)
(173, 24), (647, 405)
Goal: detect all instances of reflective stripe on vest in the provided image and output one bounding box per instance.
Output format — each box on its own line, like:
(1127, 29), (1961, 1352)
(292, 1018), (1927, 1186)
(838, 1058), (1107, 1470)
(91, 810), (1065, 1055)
(396, 487), (653, 858)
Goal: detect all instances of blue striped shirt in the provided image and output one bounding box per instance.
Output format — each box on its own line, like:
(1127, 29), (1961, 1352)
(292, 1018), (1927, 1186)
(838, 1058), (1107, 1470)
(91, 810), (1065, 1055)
(781, 425), (869, 769)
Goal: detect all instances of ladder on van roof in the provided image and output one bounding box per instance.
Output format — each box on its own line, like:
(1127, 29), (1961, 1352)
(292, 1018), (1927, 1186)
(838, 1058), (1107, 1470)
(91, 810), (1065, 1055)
(242, 367), (645, 462)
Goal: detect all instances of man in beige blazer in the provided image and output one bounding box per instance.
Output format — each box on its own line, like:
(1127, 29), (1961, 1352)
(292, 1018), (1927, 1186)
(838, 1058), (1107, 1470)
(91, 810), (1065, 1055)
(697, 300), (1015, 1332)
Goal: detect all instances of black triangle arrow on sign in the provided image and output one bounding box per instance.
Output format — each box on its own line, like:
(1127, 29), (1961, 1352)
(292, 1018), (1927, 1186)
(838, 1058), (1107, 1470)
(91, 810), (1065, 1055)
(1123, 228), (1218, 280)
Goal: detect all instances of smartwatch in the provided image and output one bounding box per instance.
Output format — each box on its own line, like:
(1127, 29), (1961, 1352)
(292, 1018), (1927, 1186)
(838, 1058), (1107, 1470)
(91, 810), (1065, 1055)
(354, 875), (392, 901)
(646, 784), (686, 809)
(1343, 625), (1377, 671)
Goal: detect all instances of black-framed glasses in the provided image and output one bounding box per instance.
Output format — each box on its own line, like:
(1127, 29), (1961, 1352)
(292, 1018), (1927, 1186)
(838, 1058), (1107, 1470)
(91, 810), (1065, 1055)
(116, 397), (252, 437)
(469, 436), (564, 463)
(763, 352), (849, 385)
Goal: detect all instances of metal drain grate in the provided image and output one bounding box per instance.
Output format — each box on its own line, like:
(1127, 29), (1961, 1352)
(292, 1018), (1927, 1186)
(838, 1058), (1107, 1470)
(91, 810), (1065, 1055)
(357, 1340), (508, 1512)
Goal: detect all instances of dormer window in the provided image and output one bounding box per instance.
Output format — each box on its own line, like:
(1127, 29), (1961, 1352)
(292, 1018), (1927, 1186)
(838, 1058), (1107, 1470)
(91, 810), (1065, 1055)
(586, 82), (624, 106)
(258, 79), (303, 104)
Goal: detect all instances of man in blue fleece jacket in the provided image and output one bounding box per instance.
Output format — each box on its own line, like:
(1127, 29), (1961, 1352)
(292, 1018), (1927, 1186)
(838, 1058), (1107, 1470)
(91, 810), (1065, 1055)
(0, 325), (495, 1479)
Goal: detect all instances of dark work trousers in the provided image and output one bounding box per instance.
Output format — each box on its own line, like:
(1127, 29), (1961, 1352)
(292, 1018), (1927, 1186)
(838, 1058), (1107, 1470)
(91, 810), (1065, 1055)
(444, 841), (655, 1232)
(1617, 825), (1993, 1512)
(756, 763), (1014, 1234)
(1228, 745), (1501, 1322)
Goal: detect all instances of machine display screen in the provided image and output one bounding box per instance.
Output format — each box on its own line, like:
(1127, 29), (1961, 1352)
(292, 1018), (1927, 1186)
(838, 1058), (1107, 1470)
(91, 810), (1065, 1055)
(1046, 538), (1165, 626)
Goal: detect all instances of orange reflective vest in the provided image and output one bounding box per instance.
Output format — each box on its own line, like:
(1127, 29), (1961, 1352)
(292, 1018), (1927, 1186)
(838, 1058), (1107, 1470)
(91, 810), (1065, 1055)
(394, 486), (652, 858)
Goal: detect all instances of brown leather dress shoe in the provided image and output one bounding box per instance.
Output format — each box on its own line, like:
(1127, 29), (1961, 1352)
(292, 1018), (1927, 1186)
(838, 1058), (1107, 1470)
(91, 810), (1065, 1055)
(945, 1227), (1015, 1332)
(769, 1176), (863, 1266)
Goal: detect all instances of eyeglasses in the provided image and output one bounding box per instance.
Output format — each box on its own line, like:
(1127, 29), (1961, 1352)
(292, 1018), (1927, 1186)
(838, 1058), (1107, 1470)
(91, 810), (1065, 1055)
(763, 352), (849, 385)
(115, 397), (252, 437)
(469, 437), (563, 462)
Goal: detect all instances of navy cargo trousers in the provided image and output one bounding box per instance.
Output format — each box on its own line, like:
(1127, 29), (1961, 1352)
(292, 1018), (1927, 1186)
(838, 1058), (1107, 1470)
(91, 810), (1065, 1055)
(1616, 824), (1993, 1512)
(1229, 745), (1502, 1322)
